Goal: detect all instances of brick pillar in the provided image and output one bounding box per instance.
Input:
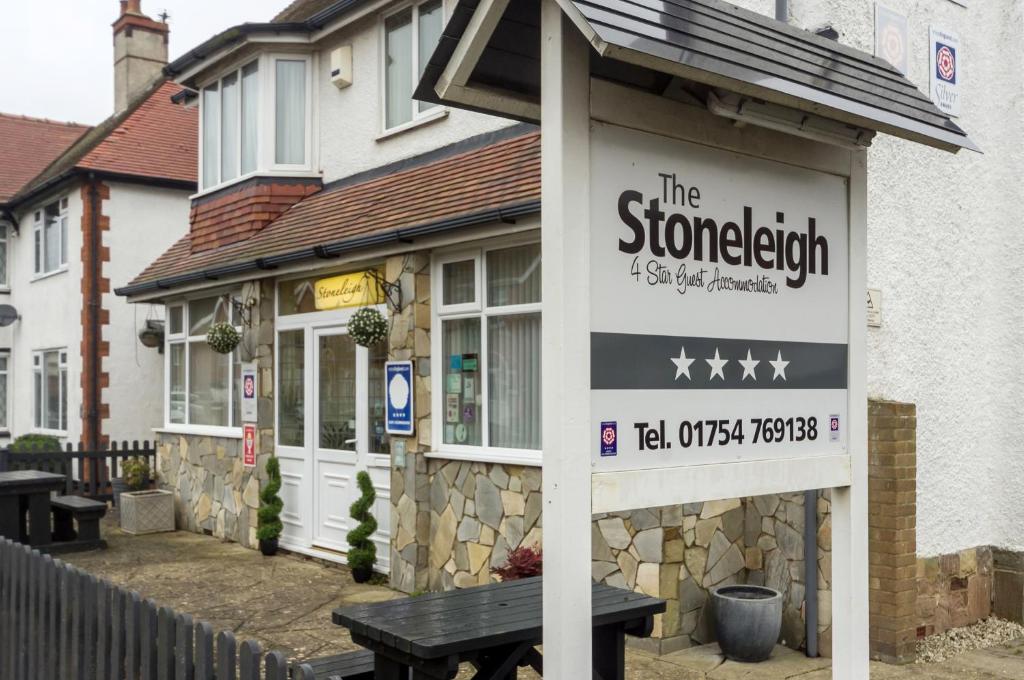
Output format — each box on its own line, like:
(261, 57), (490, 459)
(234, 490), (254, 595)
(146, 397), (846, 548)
(867, 400), (917, 664)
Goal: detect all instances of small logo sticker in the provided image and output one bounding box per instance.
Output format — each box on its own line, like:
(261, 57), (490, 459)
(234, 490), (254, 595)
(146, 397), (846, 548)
(600, 422), (618, 456)
(829, 415), (841, 443)
(935, 43), (956, 83)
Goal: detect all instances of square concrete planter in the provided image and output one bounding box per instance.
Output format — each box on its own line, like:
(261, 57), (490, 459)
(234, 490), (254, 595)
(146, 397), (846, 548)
(119, 489), (175, 535)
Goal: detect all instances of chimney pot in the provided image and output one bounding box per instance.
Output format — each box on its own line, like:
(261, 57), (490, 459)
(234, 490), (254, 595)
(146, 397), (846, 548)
(126, 0), (142, 14)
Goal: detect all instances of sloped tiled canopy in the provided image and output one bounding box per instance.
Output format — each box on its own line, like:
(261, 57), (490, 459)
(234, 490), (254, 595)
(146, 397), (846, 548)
(416, 0), (978, 153)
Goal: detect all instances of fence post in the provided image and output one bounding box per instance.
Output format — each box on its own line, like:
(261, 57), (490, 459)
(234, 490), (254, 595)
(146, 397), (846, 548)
(239, 639), (262, 680)
(141, 599), (159, 680)
(174, 613), (194, 680)
(194, 622), (214, 680)
(216, 630), (236, 680)
(264, 651), (287, 680)
(97, 579), (111, 680)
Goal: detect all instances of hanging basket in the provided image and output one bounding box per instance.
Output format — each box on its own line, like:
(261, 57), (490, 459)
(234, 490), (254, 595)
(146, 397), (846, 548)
(349, 307), (388, 347)
(207, 322), (241, 354)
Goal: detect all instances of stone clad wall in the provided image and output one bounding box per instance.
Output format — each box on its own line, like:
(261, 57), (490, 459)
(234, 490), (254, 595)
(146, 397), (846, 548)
(156, 280), (276, 549)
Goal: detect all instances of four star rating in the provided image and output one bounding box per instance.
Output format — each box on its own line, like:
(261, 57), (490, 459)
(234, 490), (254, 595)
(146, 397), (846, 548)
(670, 345), (789, 382)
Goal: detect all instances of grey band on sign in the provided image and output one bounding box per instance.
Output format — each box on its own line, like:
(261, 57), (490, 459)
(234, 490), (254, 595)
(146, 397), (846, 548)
(591, 333), (848, 390)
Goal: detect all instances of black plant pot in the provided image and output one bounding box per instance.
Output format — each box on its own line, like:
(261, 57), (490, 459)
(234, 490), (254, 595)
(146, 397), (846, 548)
(259, 538), (279, 556)
(351, 566), (373, 583)
(111, 478), (128, 508)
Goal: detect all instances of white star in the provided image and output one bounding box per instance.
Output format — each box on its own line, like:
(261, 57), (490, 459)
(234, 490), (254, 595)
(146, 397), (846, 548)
(770, 350), (790, 381)
(706, 348), (728, 381)
(739, 350), (760, 381)
(670, 346), (695, 380)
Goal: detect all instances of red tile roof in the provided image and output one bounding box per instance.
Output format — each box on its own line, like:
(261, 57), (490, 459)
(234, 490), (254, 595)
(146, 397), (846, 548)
(13, 79), (197, 204)
(78, 81), (197, 183)
(0, 114), (89, 203)
(272, 0), (339, 22)
(126, 129), (540, 290)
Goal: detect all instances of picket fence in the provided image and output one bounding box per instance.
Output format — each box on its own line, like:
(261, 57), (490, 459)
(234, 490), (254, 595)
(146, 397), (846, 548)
(0, 537), (322, 679)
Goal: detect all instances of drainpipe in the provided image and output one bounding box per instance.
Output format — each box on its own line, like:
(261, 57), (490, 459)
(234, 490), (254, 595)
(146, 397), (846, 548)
(86, 174), (101, 450)
(804, 489), (819, 657)
(775, 0), (789, 22)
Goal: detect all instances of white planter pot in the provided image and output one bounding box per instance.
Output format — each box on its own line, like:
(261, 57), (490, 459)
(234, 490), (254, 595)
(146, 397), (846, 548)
(119, 489), (175, 535)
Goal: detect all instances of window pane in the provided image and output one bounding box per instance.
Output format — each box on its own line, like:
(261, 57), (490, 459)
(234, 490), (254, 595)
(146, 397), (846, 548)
(487, 244), (542, 306)
(188, 296), (231, 336)
(241, 62), (260, 175)
(60, 365), (67, 431)
(442, 260), (475, 305)
(44, 351), (60, 430)
(488, 313), (541, 449)
(0, 226), (7, 286)
(34, 229), (41, 273)
(385, 10), (413, 129)
(367, 341), (390, 455)
(319, 333), (356, 449)
(0, 363), (7, 429)
(221, 72), (239, 182)
(60, 216), (67, 266)
(202, 85), (220, 188)
(44, 208), (59, 273)
(278, 330), (305, 447)
(188, 341), (230, 426)
(169, 343), (186, 424)
(441, 318), (482, 446)
(277, 278), (318, 315)
(168, 306), (184, 335)
(416, 1), (443, 114)
(275, 60), (306, 164)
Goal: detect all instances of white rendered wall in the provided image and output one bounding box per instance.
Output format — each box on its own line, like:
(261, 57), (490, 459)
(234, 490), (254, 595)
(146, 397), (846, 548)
(315, 8), (519, 185)
(104, 181), (191, 442)
(6, 185), (86, 445)
(757, 0), (1024, 556)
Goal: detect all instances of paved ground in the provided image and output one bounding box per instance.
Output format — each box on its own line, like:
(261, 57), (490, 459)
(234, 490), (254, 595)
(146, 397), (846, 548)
(63, 519), (1024, 678)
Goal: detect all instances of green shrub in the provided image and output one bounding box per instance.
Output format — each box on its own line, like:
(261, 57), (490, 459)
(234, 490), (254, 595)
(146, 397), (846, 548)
(122, 456), (151, 491)
(346, 471), (377, 573)
(10, 434), (61, 453)
(256, 457), (283, 542)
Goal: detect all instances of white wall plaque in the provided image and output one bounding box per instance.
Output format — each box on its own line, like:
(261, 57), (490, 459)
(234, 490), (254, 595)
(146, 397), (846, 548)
(875, 4), (909, 75)
(930, 27), (962, 117)
(867, 288), (882, 327)
(589, 124), (850, 473)
(240, 362), (258, 423)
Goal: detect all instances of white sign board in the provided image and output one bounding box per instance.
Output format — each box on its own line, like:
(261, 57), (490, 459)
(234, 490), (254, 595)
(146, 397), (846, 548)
(589, 124), (849, 473)
(875, 4), (909, 75)
(240, 363), (258, 423)
(867, 288), (882, 327)
(930, 27), (962, 117)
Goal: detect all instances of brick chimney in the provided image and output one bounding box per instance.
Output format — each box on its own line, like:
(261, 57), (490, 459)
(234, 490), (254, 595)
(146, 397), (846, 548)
(112, 0), (169, 113)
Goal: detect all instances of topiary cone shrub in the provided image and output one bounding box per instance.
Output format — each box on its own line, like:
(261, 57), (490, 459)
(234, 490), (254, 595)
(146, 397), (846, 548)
(347, 470), (377, 582)
(257, 457), (284, 556)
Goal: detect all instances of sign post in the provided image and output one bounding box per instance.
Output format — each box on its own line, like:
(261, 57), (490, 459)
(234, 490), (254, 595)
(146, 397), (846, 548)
(539, 2), (868, 677)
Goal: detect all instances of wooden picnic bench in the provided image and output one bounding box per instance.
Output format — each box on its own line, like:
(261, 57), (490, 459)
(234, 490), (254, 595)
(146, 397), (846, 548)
(331, 576), (666, 679)
(51, 495), (107, 550)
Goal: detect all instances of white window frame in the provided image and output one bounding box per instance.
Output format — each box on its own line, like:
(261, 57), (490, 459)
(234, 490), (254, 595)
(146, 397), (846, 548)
(380, 0), (447, 135)
(200, 60), (258, 191)
(32, 197), (69, 278)
(430, 235), (542, 467)
(0, 351), (10, 432)
(0, 224), (9, 290)
(162, 292), (244, 438)
(197, 53), (316, 195)
(33, 348), (67, 436)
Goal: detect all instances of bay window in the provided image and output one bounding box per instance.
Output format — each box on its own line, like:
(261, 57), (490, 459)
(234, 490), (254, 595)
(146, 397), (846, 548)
(434, 242), (542, 461)
(165, 294), (242, 431)
(33, 349), (67, 433)
(384, 0), (444, 130)
(200, 53), (312, 191)
(33, 197), (68, 276)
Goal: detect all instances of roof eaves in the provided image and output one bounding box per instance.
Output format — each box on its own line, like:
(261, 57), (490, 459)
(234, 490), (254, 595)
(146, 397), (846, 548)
(116, 199), (541, 298)
(164, 22), (311, 78)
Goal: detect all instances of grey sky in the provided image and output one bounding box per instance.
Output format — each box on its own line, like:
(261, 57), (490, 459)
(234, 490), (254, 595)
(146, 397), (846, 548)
(0, 0), (290, 125)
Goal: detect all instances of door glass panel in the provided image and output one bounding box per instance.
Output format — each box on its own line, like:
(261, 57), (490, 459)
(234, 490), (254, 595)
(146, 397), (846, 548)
(367, 341), (390, 455)
(278, 330), (305, 446)
(319, 333), (356, 450)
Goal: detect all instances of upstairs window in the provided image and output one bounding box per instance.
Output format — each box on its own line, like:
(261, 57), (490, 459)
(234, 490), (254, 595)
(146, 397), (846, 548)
(202, 61), (259, 189)
(384, 0), (444, 130)
(33, 197), (68, 276)
(275, 59), (307, 165)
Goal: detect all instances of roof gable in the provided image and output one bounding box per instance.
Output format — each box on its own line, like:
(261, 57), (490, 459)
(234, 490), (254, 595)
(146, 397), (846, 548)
(0, 114), (89, 204)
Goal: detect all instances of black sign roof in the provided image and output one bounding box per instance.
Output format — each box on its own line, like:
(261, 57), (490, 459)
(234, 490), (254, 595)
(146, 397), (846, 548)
(416, 0), (978, 153)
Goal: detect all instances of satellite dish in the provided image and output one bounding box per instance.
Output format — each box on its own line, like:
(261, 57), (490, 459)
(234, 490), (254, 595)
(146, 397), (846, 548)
(0, 305), (18, 327)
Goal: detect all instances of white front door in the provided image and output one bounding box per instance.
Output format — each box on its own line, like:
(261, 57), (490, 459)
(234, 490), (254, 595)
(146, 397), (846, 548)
(276, 320), (392, 570)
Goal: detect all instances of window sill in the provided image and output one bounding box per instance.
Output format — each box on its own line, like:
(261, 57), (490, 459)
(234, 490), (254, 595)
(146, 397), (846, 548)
(31, 267), (68, 283)
(32, 428), (67, 438)
(376, 108), (449, 142)
(154, 425), (243, 440)
(190, 169), (322, 201)
(425, 447), (541, 468)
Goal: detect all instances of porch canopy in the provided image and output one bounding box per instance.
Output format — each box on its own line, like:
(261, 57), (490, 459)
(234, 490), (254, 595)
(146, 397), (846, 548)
(415, 0), (978, 153)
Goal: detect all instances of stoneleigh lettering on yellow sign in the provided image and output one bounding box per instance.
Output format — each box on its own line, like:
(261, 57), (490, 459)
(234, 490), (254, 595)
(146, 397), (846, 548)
(314, 272), (385, 310)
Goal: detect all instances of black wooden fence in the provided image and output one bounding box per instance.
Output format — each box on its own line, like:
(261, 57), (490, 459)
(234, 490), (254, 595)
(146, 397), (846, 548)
(0, 441), (157, 502)
(0, 537), (322, 679)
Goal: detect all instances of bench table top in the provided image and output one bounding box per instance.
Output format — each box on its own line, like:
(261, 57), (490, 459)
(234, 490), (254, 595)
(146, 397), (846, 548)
(332, 576), (665, 660)
(0, 470), (66, 494)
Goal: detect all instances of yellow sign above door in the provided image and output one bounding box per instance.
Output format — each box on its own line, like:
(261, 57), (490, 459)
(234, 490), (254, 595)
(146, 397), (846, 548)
(314, 272), (385, 310)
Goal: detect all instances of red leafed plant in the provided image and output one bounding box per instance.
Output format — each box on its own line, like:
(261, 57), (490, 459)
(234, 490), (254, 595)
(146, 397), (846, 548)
(491, 544), (543, 581)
